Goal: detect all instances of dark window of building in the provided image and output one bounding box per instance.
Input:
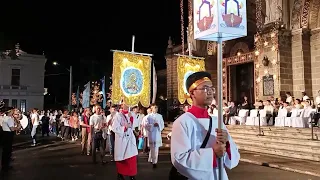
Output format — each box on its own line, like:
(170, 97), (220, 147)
(11, 69), (20, 86)
(20, 99), (26, 112)
(12, 99), (17, 108)
(3, 99), (9, 107)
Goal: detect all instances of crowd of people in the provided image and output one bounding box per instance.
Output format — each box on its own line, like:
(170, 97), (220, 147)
(205, 91), (320, 126)
(0, 101), (165, 180)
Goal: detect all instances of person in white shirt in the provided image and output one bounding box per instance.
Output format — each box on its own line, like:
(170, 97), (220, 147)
(315, 90), (320, 106)
(285, 92), (293, 106)
(106, 105), (117, 161)
(145, 103), (164, 168)
(1, 108), (21, 171)
(60, 110), (71, 141)
(89, 105), (106, 164)
(30, 109), (40, 146)
(302, 91), (310, 101)
(141, 108), (152, 154)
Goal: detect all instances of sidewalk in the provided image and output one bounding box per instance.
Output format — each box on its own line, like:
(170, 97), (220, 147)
(239, 150), (320, 177)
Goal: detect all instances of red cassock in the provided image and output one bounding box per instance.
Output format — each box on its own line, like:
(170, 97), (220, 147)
(116, 111), (137, 176)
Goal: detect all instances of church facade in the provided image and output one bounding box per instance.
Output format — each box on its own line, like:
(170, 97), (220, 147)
(165, 0), (320, 105)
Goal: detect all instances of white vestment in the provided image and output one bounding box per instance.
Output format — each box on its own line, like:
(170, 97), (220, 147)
(145, 113), (164, 164)
(111, 112), (138, 161)
(171, 112), (240, 180)
(145, 113), (164, 148)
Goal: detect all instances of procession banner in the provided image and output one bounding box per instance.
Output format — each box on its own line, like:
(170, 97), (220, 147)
(111, 52), (152, 107)
(194, 0), (247, 41)
(177, 56), (205, 105)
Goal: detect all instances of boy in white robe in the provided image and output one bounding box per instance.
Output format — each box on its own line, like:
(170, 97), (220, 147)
(145, 104), (164, 168)
(170, 71), (240, 180)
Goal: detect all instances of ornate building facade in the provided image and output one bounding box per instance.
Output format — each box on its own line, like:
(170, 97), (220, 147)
(165, 0), (320, 105)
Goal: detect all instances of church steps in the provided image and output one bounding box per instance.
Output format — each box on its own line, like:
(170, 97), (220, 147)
(237, 144), (320, 162)
(231, 133), (320, 147)
(233, 138), (320, 154)
(228, 129), (317, 140)
(226, 125), (320, 135)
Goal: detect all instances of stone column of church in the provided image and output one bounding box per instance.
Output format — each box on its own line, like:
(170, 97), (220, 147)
(291, 28), (312, 99)
(277, 30), (294, 99)
(310, 28), (320, 97)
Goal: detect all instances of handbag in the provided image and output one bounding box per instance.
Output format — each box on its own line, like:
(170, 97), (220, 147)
(138, 135), (144, 150)
(169, 116), (213, 180)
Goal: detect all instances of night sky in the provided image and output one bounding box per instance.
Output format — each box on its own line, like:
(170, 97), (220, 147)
(1, 0), (187, 107)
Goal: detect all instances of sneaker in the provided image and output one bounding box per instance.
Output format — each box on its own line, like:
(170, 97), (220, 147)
(31, 143), (36, 147)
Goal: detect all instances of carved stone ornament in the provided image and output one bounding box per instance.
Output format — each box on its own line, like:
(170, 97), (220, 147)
(262, 56), (269, 66)
(291, 0), (303, 30)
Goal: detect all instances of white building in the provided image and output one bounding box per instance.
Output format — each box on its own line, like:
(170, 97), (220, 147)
(0, 49), (46, 112)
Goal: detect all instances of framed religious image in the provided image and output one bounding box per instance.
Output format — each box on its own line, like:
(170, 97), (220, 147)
(263, 75), (274, 96)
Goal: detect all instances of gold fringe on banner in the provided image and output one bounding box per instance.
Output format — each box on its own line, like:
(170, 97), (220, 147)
(177, 56), (205, 105)
(111, 52), (152, 107)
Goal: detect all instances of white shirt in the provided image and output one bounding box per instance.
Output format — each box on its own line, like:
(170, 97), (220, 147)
(0, 115), (4, 127)
(316, 96), (320, 105)
(31, 113), (40, 126)
(286, 96), (293, 104)
(302, 95), (310, 101)
(89, 114), (105, 130)
(2, 116), (14, 132)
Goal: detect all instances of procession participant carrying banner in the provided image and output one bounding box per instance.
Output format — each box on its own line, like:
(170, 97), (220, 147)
(177, 56), (205, 105)
(193, 0), (247, 179)
(111, 51), (152, 108)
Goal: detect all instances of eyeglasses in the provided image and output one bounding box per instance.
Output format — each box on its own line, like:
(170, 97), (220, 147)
(194, 86), (215, 94)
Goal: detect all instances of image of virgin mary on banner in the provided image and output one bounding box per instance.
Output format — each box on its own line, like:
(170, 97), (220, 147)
(111, 52), (152, 107)
(177, 56), (205, 105)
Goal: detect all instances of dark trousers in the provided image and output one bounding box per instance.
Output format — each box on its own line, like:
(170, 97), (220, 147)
(92, 131), (105, 163)
(61, 126), (70, 139)
(1, 131), (14, 169)
(143, 137), (149, 153)
(42, 124), (49, 137)
(108, 131), (115, 157)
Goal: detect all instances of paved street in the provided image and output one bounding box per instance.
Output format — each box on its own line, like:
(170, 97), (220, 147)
(1, 140), (319, 180)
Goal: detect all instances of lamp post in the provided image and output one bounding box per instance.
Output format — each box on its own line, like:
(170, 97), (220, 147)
(53, 62), (73, 111)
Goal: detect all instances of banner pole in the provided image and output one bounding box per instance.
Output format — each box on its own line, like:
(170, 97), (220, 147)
(132, 35), (135, 53)
(217, 33), (223, 180)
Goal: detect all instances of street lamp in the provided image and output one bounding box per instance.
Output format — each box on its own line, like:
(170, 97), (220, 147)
(53, 61), (73, 111)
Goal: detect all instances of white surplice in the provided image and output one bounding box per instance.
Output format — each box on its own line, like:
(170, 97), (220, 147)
(145, 113), (164, 164)
(145, 113), (164, 148)
(171, 112), (240, 180)
(111, 112), (138, 161)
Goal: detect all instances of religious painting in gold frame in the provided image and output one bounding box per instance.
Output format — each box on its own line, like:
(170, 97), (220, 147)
(177, 56), (205, 105)
(111, 52), (152, 107)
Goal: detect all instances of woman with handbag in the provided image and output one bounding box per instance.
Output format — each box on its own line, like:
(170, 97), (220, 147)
(170, 71), (240, 180)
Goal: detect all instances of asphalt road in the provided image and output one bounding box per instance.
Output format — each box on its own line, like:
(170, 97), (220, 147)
(1, 140), (319, 180)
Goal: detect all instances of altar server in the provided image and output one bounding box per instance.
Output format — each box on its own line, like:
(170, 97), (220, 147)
(112, 103), (138, 180)
(170, 71), (240, 180)
(145, 103), (164, 168)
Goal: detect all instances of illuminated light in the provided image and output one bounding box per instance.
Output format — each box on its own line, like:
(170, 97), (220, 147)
(123, 58), (128, 62)
(270, 33), (275, 38)
(254, 37), (259, 42)
(273, 74), (277, 79)
(256, 77), (261, 83)
(271, 46), (276, 51)
(264, 41), (268, 46)
(237, 52), (241, 56)
(196, 64), (200, 68)
(249, 55), (252, 58)
(139, 60), (142, 63)
(241, 56), (245, 60)
(264, 69), (269, 74)
(255, 50), (260, 56)
(271, 59), (277, 65)
(256, 64), (260, 68)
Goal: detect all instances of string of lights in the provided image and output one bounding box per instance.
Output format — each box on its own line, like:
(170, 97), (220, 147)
(180, 0), (185, 54)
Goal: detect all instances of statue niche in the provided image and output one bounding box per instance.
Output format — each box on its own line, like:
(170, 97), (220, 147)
(264, 0), (283, 24)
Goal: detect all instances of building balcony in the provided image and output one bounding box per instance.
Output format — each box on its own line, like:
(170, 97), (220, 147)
(0, 85), (28, 90)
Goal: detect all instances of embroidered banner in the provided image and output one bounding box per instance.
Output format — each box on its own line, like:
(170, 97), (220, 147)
(111, 52), (152, 107)
(177, 57), (205, 105)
